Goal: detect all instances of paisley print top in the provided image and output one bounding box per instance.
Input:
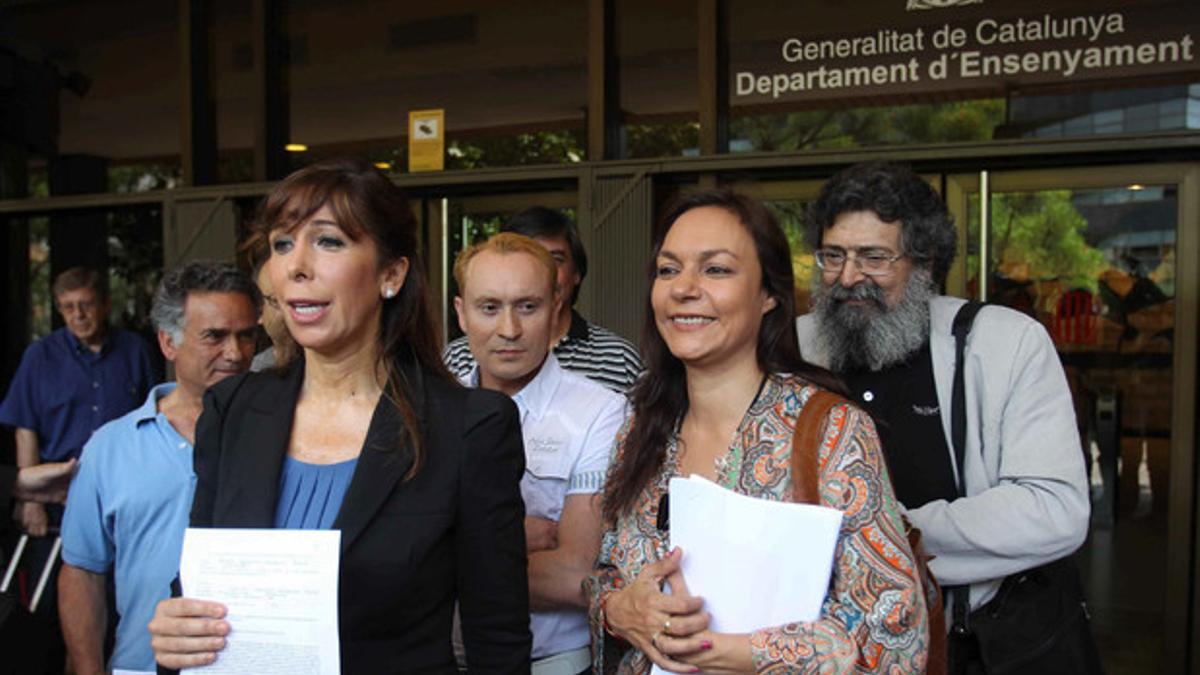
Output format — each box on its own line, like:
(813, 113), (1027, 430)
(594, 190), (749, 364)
(583, 375), (929, 673)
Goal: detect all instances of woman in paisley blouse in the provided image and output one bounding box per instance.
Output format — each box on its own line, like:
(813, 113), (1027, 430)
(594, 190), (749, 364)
(584, 189), (928, 674)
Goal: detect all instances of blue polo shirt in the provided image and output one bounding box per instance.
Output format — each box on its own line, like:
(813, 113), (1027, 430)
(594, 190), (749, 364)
(61, 383), (195, 672)
(0, 327), (155, 461)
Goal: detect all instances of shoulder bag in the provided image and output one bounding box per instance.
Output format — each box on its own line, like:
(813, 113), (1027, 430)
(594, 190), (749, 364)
(948, 301), (1103, 674)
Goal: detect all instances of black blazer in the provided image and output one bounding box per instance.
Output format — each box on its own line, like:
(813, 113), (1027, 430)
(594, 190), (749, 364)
(185, 360), (531, 674)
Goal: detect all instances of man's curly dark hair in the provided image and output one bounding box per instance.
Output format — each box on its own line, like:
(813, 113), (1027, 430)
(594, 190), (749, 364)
(806, 161), (957, 286)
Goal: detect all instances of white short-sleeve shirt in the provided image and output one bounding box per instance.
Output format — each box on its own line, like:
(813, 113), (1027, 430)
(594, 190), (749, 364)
(463, 354), (626, 658)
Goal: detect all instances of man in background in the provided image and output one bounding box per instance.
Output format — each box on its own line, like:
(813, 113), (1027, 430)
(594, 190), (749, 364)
(0, 266), (155, 673)
(0, 266), (155, 537)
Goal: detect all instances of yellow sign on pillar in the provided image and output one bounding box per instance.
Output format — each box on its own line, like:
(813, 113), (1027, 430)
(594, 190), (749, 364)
(408, 109), (445, 172)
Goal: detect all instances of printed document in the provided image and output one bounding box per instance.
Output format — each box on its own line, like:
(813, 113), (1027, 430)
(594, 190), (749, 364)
(650, 475), (842, 675)
(180, 528), (341, 675)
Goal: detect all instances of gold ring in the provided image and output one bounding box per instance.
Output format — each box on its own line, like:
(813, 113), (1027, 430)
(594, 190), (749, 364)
(650, 631), (662, 650)
(663, 617), (672, 634)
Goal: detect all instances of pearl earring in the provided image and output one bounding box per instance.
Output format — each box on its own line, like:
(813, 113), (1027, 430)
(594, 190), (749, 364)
(383, 287), (395, 299)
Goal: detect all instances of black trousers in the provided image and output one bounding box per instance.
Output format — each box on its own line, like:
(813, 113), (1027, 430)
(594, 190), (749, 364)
(948, 630), (985, 675)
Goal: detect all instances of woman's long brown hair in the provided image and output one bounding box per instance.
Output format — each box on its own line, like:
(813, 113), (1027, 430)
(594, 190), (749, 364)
(601, 188), (845, 522)
(254, 157), (451, 478)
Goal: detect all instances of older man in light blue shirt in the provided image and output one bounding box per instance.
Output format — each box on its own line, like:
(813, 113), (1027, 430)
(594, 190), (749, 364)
(453, 233), (625, 675)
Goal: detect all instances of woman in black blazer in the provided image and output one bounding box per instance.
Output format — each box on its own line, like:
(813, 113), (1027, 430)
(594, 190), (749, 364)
(149, 158), (531, 674)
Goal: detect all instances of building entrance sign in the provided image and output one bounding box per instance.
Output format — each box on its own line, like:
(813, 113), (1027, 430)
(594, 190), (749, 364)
(734, 2), (1198, 103)
(408, 109), (446, 173)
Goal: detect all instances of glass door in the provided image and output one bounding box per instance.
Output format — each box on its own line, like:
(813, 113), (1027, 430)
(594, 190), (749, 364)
(946, 165), (1200, 675)
(418, 190), (577, 345)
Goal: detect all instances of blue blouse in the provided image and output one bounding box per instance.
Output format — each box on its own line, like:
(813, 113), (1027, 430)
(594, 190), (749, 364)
(274, 455), (358, 530)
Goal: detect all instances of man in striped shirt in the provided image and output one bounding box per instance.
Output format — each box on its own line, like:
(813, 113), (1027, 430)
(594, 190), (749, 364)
(443, 206), (644, 393)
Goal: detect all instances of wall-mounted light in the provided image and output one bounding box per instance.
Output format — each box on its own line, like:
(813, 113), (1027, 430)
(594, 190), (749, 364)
(374, 161), (392, 170)
(285, 143), (308, 152)
(1128, 183), (1145, 191)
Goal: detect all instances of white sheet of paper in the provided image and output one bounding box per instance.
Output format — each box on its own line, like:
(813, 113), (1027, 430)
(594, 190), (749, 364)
(649, 475), (843, 675)
(179, 528), (341, 675)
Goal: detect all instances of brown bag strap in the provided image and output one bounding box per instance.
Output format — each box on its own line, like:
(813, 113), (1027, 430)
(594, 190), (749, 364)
(791, 388), (949, 674)
(790, 389), (848, 506)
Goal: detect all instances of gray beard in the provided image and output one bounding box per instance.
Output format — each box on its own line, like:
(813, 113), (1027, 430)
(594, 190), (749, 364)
(811, 267), (936, 372)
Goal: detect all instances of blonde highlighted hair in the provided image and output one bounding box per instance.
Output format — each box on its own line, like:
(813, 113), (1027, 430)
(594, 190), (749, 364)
(453, 232), (558, 297)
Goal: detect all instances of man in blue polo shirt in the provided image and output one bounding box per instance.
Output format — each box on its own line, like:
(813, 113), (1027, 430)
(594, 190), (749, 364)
(0, 266), (155, 537)
(58, 261), (260, 674)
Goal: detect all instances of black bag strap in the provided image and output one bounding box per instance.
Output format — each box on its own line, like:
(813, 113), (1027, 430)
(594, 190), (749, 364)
(951, 300), (984, 497)
(949, 299), (984, 636)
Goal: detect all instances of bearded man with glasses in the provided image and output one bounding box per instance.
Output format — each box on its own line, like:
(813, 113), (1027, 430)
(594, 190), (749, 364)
(796, 162), (1096, 674)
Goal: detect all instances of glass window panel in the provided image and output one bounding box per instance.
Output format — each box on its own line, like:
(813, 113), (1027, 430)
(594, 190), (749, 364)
(980, 184), (1177, 672)
(212, 0), (255, 183)
(1, 0), (182, 194)
(285, 0), (587, 171)
(1160, 114), (1185, 129)
(108, 164), (182, 193)
(762, 199), (816, 313)
(1161, 99), (1185, 116)
(29, 216), (51, 339)
(729, 0), (1199, 151)
(106, 206), (165, 338)
(617, 0), (699, 159)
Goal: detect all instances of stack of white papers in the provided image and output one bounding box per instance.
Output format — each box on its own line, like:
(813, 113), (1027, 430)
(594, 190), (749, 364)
(180, 528), (342, 675)
(649, 475), (842, 674)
